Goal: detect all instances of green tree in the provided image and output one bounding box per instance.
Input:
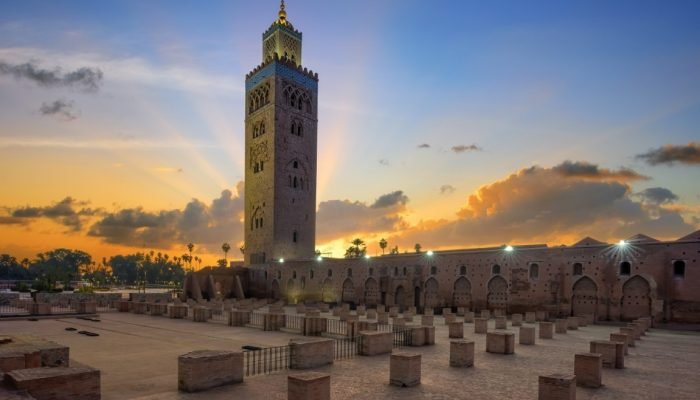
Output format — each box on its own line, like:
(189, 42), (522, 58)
(414, 243), (422, 253)
(344, 238), (366, 259)
(217, 259), (228, 267)
(0, 254), (30, 279)
(379, 238), (388, 255)
(29, 249), (92, 290)
(222, 242), (231, 263)
(390, 246), (399, 255)
(186, 243), (194, 271)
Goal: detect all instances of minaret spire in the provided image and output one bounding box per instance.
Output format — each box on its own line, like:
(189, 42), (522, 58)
(278, 0), (288, 25)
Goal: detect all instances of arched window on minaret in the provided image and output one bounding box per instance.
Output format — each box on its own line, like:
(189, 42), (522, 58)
(297, 124), (303, 136)
(293, 231), (298, 243)
(290, 93), (296, 108)
(291, 122), (295, 135)
(293, 176), (298, 188)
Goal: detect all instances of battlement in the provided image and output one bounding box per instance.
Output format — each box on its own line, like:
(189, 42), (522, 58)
(245, 53), (319, 91)
(263, 22), (302, 40)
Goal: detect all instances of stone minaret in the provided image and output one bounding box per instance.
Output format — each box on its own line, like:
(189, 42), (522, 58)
(244, 1), (318, 265)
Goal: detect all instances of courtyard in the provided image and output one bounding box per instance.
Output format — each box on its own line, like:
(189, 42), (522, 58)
(2, 309), (699, 399)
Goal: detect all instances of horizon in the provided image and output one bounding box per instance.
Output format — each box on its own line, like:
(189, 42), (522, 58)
(2, 0), (700, 266)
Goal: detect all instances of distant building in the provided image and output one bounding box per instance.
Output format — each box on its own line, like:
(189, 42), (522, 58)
(187, 2), (700, 324)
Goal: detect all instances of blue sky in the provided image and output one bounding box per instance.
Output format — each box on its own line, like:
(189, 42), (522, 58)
(1, 0), (698, 261)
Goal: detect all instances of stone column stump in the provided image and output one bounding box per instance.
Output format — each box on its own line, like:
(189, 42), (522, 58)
(520, 326), (536, 345)
(421, 315), (434, 326)
(288, 372), (330, 400)
(486, 332), (515, 354)
(450, 340), (474, 368)
(366, 309), (377, 320)
(178, 350), (243, 392)
(480, 310), (491, 319)
(538, 373), (576, 400)
(444, 314), (456, 325)
(574, 352), (602, 388)
(378, 313), (389, 324)
(511, 313), (523, 326)
(555, 319), (568, 334)
(117, 300), (130, 312)
(610, 333), (629, 355)
(456, 307), (465, 316)
(474, 317), (488, 334)
(536, 311), (547, 321)
(590, 340), (624, 369)
(539, 322), (554, 339)
(619, 328), (636, 347)
(566, 317), (579, 330)
(192, 306), (209, 322)
(495, 316), (507, 329)
(390, 353), (421, 387)
(449, 322), (464, 339)
(525, 311), (536, 323)
(464, 311), (475, 323)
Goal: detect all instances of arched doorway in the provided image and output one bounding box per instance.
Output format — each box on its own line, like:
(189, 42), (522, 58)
(364, 278), (380, 306)
(452, 277), (472, 309)
(321, 278), (334, 303)
(341, 278), (356, 304)
(621, 275), (651, 320)
(287, 278), (298, 303)
(270, 280), (281, 300)
(424, 278), (439, 310)
(572, 277), (597, 316)
(487, 276), (508, 310)
(395, 286), (405, 310)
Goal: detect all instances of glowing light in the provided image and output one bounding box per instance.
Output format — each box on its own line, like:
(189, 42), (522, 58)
(364, 254), (371, 259)
(426, 250), (434, 256)
(505, 245), (514, 252)
(618, 240), (627, 247)
(317, 256), (323, 262)
(279, 258), (285, 263)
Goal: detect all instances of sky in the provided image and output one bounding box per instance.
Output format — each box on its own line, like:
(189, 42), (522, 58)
(1, 0), (699, 266)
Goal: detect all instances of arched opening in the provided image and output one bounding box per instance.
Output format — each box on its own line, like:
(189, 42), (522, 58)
(673, 260), (686, 278)
(347, 268), (352, 277)
(424, 278), (439, 310)
(487, 276), (508, 311)
(430, 266), (437, 275)
(621, 275), (651, 320)
(287, 278), (297, 303)
(620, 261), (631, 276)
(530, 263), (539, 280)
(492, 264), (501, 275)
(395, 285), (405, 311)
(321, 278), (334, 303)
(573, 262), (583, 276)
(270, 280), (281, 300)
(414, 286), (421, 309)
(364, 278), (380, 306)
(459, 265), (466, 275)
(572, 276), (597, 317)
(452, 277), (472, 309)
(341, 278), (356, 304)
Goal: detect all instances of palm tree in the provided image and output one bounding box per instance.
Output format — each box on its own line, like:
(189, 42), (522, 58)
(222, 242), (231, 263)
(186, 243), (194, 271)
(379, 238), (388, 255)
(414, 243), (422, 253)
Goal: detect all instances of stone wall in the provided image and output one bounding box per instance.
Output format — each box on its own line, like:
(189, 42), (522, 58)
(35, 293), (122, 306)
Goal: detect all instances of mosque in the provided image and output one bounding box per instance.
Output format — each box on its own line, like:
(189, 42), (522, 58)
(185, 1), (700, 324)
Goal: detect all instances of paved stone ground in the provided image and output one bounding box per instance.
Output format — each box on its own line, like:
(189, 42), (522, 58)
(2, 311), (699, 399)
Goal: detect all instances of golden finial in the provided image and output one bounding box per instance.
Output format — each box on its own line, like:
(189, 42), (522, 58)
(278, 0), (287, 25)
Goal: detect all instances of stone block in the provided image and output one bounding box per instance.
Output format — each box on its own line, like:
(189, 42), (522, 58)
(359, 331), (393, 356)
(178, 350), (242, 392)
(442, 308), (452, 316)
(410, 327), (426, 346)
(590, 340), (624, 369)
(392, 317), (405, 327)
(464, 311), (474, 323)
(480, 309), (490, 319)
(555, 319), (568, 334)
(610, 333), (629, 355)
(390, 353), (421, 387)
(376, 304), (385, 313)
(456, 307), (466, 316)
(424, 308), (434, 316)
(450, 340), (474, 368)
(421, 315), (434, 326)
(377, 313), (389, 324)
(633, 320), (646, 336)
(566, 317), (579, 330)
(318, 303), (330, 313)
(538, 373), (575, 400)
(389, 307), (398, 317)
(495, 316), (507, 329)
(444, 314), (456, 325)
(332, 308), (340, 317)
(512, 313), (523, 326)
(0, 353), (26, 373)
(424, 326), (435, 345)
(304, 317), (328, 336)
(290, 339), (334, 369)
(339, 310), (349, 321)
(519, 326), (536, 345)
(627, 322), (642, 339)
(408, 306), (417, 314)
(539, 322), (554, 339)
(148, 302), (165, 316)
(449, 322), (464, 339)
(619, 328), (636, 347)
(228, 309), (250, 326)
(77, 302), (97, 314)
(192, 306), (209, 322)
(356, 305), (366, 316)
(575, 352), (602, 388)
(288, 372), (330, 400)
(536, 311), (547, 321)
(296, 304), (307, 314)
(486, 332), (515, 354)
(342, 303), (350, 312)
(525, 312), (536, 323)
(474, 317), (488, 334)
(403, 314), (414, 323)
(8, 367), (100, 400)
(366, 309), (377, 320)
(117, 300), (130, 312)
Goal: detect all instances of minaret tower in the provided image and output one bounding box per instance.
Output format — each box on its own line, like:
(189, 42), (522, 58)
(244, 1), (318, 265)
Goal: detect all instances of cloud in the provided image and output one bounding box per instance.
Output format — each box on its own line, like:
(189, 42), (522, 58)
(635, 142), (700, 166)
(451, 144), (482, 153)
(0, 216), (28, 225)
(552, 160), (649, 181)
(440, 185), (456, 195)
(316, 190), (409, 242)
(0, 61), (103, 92)
(88, 183), (245, 251)
(635, 187), (679, 205)
(10, 197), (100, 231)
(378, 159), (390, 166)
(39, 99), (78, 120)
(154, 167), (184, 173)
(389, 163), (694, 249)
(371, 191), (408, 208)
(417, 143), (430, 149)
